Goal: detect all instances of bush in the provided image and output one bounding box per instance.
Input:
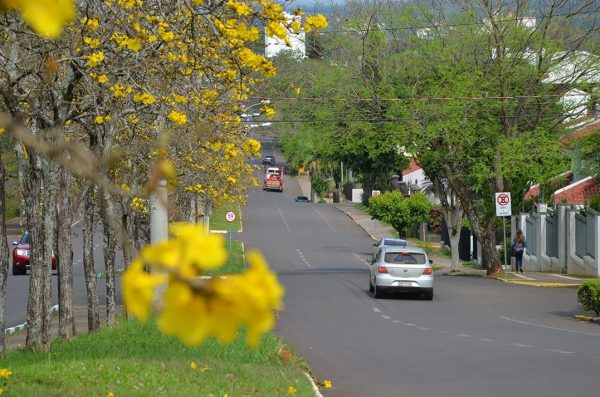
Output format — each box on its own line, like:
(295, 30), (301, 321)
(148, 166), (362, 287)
(587, 193), (600, 213)
(577, 280), (600, 316)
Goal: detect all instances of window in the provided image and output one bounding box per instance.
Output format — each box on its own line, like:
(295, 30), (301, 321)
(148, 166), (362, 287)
(384, 252), (426, 264)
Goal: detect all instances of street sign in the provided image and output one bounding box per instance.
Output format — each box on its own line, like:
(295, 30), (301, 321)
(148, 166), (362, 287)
(225, 211), (236, 223)
(495, 192), (511, 217)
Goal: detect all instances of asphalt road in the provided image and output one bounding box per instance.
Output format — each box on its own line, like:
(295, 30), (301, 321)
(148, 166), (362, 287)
(5, 222), (124, 328)
(241, 140), (600, 397)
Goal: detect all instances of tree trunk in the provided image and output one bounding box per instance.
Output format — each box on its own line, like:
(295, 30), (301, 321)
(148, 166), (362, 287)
(40, 160), (59, 348)
(25, 154), (46, 350)
(57, 166), (75, 339)
(441, 205), (463, 272)
(101, 190), (118, 326)
(0, 155), (10, 357)
(83, 186), (100, 332)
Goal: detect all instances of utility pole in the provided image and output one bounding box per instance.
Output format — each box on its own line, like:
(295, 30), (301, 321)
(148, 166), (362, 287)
(150, 180), (168, 243)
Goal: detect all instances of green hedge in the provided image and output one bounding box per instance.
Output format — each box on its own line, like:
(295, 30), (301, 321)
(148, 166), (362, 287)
(577, 280), (600, 316)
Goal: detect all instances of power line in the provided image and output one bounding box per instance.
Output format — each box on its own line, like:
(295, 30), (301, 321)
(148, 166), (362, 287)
(252, 94), (597, 102)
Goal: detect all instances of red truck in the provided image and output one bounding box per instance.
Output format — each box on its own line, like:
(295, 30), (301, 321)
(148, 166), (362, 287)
(263, 166), (284, 192)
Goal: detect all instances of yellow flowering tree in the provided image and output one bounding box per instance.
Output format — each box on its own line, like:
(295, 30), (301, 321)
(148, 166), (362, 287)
(0, 0), (327, 352)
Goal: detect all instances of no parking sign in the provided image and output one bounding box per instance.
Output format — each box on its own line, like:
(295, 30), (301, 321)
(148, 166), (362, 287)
(495, 192), (511, 217)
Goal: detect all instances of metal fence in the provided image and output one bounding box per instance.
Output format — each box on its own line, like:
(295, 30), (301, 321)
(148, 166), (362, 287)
(513, 207), (599, 276)
(546, 215), (558, 258)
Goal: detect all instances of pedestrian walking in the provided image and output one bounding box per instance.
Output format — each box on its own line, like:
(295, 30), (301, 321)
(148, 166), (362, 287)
(512, 229), (527, 273)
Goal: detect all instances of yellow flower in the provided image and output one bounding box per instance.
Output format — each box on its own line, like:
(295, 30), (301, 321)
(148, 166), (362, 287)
(94, 116), (105, 124)
(84, 36), (100, 49)
(167, 110), (187, 126)
(287, 386), (297, 395)
(133, 92), (157, 105)
(82, 17), (99, 30)
(304, 14), (328, 33)
(0, 127), (4, 135)
(122, 260), (166, 321)
(266, 21), (286, 39)
(125, 37), (142, 51)
(0, 368), (12, 378)
(106, 392), (114, 397)
(226, 0), (252, 16)
(323, 379), (332, 389)
(86, 51), (105, 67)
(97, 74), (108, 84)
(190, 361), (197, 369)
(6, 0), (76, 38)
(262, 105), (276, 119)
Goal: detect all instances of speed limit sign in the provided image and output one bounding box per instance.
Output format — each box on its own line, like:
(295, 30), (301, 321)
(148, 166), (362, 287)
(225, 211), (236, 223)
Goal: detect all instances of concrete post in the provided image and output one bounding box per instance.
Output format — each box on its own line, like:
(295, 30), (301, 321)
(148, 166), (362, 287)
(595, 213), (600, 277)
(557, 206), (567, 273)
(150, 180), (168, 244)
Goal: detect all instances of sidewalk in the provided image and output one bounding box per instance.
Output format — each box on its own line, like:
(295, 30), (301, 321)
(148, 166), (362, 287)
(296, 174), (590, 288)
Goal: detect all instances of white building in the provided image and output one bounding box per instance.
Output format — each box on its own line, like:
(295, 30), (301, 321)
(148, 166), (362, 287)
(265, 12), (305, 59)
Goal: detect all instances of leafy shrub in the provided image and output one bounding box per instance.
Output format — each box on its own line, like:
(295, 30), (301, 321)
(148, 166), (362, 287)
(587, 192), (600, 213)
(311, 177), (328, 199)
(577, 280), (600, 316)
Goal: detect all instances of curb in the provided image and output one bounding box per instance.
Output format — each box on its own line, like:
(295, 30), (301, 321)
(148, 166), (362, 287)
(495, 278), (580, 288)
(574, 314), (600, 324)
(304, 372), (324, 397)
(334, 207), (378, 241)
(4, 304), (59, 336)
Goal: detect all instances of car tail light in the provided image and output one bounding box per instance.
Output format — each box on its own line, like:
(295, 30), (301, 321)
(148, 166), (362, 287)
(377, 266), (388, 273)
(423, 267), (433, 275)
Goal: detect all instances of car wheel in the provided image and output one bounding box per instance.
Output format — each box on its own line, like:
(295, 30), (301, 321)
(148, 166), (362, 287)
(12, 264), (23, 276)
(368, 277), (374, 293)
(373, 281), (384, 299)
(423, 291), (433, 301)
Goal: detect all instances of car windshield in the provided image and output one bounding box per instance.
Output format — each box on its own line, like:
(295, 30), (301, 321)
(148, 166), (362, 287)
(21, 232), (30, 244)
(384, 252), (426, 264)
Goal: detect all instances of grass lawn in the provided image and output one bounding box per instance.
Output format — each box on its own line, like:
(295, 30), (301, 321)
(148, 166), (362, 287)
(210, 203), (242, 231)
(207, 239), (246, 276)
(0, 234), (318, 396)
(0, 320), (315, 397)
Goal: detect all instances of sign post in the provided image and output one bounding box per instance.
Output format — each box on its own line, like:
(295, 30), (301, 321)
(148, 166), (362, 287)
(225, 211), (237, 267)
(495, 192), (512, 276)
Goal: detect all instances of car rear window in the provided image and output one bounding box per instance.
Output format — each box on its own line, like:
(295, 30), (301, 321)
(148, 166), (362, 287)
(384, 252), (426, 264)
(383, 239), (407, 247)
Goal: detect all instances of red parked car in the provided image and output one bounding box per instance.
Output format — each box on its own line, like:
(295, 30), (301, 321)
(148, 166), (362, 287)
(12, 231), (58, 275)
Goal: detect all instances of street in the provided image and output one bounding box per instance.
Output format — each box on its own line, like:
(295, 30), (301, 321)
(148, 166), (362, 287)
(240, 140), (600, 397)
(4, 223), (123, 328)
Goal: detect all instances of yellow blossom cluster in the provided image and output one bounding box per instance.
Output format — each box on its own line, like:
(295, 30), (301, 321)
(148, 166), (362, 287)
(167, 110), (187, 126)
(129, 196), (148, 212)
(0, 368), (12, 378)
(122, 224), (284, 347)
(133, 92), (157, 105)
(86, 51), (105, 67)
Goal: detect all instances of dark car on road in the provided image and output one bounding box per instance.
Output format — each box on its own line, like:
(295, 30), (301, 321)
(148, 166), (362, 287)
(295, 195), (310, 203)
(12, 231), (58, 275)
(261, 156), (275, 165)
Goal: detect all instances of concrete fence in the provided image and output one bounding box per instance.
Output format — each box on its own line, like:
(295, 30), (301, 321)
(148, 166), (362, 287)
(512, 207), (600, 276)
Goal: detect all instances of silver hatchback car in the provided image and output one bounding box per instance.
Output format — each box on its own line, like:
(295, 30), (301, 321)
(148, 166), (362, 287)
(369, 246), (434, 300)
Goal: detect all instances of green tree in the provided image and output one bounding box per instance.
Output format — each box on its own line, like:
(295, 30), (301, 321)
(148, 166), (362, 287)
(579, 131), (600, 177)
(368, 191), (432, 238)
